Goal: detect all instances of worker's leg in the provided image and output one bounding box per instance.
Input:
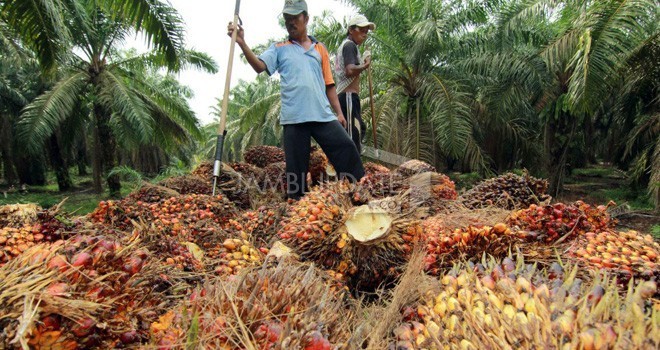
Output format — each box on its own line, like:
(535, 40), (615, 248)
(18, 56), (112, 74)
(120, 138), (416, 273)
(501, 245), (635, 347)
(311, 121), (365, 182)
(282, 123), (312, 200)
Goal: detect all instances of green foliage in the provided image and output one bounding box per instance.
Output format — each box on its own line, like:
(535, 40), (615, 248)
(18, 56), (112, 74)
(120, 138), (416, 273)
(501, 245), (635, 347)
(651, 225), (660, 240)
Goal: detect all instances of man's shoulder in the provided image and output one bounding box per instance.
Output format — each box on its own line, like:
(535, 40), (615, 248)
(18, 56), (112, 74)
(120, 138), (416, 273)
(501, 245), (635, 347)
(275, 40), (293, 48)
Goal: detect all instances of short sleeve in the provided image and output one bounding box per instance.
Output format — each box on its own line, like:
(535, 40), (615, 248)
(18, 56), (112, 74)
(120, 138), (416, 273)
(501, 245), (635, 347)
(315, 43), (335, 86)
(258, 43), (278, 76)
(341, 41), (359, 66)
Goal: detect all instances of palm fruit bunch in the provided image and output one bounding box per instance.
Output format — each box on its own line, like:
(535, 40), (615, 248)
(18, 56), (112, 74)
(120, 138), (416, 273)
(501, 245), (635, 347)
(1, 225), (46, 264)
(151, 236), (204, 272)
(148, 262), (353, 349)
(461, 172), (551, 210)
(229, 161), (265, 185)
(124, 183), (180, 203)
(244, 145), (285, 168)
(406, 172), (458, 213)
(90, 194), (237, 236)
(1, 206), (79, 265)
(237, 204), (287, 249)
(422, 223), (514, 275)
(389, 257), (660, 349)
(309, 145), (329, 185)
(1, 233), (187, 349)
(263, 161), (287, 194)
(0, 203), (39, 227)
(356, 171), (407, 202)
(157, 175), (211, 195)
(190, 161), (253, 209)
(363, 161), (391, 176)
(278, 181), (425, 292)
(394, 159), (436, 178)
(506, 201), (616, 242)
(571, 230), (659, 280)
(204, 235), (263, 276)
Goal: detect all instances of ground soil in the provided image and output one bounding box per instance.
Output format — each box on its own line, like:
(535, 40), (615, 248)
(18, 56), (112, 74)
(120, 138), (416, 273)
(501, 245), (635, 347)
(557, 175), (659, 234)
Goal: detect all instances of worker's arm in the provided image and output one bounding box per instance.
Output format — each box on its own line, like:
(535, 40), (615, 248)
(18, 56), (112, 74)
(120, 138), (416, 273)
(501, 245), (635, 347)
(344, 55), (371, 78)
(326, 85), (347, 128)
(227, 22), (266, 73)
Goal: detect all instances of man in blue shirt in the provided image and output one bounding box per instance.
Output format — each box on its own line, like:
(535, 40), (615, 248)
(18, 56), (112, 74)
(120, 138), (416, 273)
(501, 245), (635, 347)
(228, 0), (364, 200)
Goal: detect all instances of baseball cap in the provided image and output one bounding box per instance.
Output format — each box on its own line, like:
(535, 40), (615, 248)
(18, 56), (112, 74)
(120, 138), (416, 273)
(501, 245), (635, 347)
(347, 15), (375, 31)
(282, 0), (307, 15)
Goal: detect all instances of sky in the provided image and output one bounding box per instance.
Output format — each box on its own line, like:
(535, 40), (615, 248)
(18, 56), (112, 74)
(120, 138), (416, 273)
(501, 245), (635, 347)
(128, 0), (356, 125)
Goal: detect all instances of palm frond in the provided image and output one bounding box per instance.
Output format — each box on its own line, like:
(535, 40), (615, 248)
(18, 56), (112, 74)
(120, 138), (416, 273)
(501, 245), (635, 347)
(424, 74), (473, 159)
(100, 0), (184, 70)
(0, 0), (69, 72)
(567, 0), (657, 114)
(97, 69), (153, 145)
(18, 71), (88, 153)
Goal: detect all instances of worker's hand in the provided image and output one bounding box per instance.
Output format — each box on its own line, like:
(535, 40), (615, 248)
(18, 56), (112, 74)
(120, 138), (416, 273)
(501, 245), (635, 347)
(227, 22), (245, 45)
(338, 114), (347, 128)
(362, 55), (371, 69)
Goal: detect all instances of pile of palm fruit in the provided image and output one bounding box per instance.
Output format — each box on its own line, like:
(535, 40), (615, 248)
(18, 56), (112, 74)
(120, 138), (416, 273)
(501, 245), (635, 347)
(0, 148), (658, 349)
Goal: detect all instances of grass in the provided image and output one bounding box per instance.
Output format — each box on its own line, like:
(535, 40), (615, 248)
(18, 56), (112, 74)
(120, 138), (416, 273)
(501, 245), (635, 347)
(591, 187), (654, 211)
(571, 167), (624, 178)
(0, 171), (140, 215)
(652, 225), (660, 240)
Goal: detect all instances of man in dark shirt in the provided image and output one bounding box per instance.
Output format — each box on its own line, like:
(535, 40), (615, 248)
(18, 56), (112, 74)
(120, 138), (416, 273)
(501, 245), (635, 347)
(334, 15), (375, 153)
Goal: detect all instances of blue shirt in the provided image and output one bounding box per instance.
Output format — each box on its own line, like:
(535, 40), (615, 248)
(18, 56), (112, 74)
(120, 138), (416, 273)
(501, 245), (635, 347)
(259, 36), (337, 125)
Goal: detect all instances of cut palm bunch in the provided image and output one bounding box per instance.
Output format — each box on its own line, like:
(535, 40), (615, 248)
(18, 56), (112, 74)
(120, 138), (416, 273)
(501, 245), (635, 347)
(278, 181), (426, 292)
(148, 262), (354, 349)
(0, 232), (193, 349)
(1, 203), (80, 265)
(570, 230), (659, 281)
(389, 256), (659, 350)
(355, 172), (457, 212)
(90, 192), (237, 237)
(461, 172), (552, 210)
(395, 160), (437, 178)
(243, 145), (285, 168)
(363, 162), (391, 176)
(309, 145), (330, 185)
(191, 162), (253, 209)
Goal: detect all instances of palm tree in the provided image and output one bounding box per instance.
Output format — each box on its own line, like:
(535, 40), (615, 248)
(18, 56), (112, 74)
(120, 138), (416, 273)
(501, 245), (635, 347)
(0, 27), (48, 186)
(451, 0), (657, 196)
(342, 0), (489, 171)
(199, 75), (281, 163)
(14, 1), (217, 197)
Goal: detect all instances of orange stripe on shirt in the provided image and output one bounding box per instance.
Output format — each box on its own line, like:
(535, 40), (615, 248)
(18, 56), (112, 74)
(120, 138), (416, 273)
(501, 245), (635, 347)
(275, 40), (293, 48)
(314, 43), (335, 86)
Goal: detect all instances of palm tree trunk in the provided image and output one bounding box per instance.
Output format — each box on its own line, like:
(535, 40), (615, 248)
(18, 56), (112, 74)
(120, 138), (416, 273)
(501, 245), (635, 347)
(76, 135), (89, 176)
(545, 112), (577, 197)
(0, 114), (18, 184)
(92, 107), (103, 193)
(95, 106), (121, 198)
(48, 134), (73, 191)
(416, 98), (420, 160)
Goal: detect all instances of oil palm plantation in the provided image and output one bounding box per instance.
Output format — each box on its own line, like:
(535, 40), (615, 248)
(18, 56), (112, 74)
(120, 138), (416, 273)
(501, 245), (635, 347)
(482, 0), (658, 196)
(6, 0), (217, 197)
(342, 0), (491, 171)
(199, 75), (281, 162)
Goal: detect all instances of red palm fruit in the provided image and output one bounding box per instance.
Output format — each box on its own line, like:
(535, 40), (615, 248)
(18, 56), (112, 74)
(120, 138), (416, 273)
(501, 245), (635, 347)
(47, 254), (68, 271)
(46, 282), (70, 297)
(122, 257), (144, 275)
(71, 252), (93, 268)
(304, 331), (331, 350)
(71, 318), (95, 337)
(120, 330), (139, 344)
